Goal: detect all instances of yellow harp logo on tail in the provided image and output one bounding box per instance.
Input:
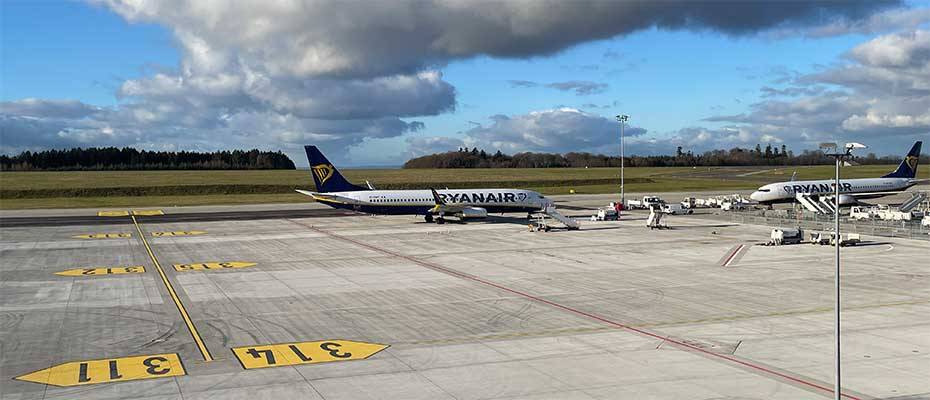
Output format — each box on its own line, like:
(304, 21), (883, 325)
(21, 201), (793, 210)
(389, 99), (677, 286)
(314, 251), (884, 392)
(905, 155), (918, 171)
(312, 164), (335, 185)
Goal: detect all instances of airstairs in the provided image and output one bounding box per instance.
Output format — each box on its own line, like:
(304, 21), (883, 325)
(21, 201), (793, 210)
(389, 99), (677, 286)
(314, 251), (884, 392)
(795, 193), (840, 214)
(899, 192), (927, 213)
(796, 193), (827, 214)
(543, 205), (579, 230)
(818, 196), (837, 214)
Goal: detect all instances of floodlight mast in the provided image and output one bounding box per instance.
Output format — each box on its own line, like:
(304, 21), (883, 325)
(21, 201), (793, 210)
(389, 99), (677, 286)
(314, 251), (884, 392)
(616, 114), (629, 206)
(818, 141), (866, 400)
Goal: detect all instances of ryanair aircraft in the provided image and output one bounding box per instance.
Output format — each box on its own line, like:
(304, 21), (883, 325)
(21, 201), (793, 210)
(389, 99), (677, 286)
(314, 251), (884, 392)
(750, 141), (922, 206)
(297, 146), (556, 223)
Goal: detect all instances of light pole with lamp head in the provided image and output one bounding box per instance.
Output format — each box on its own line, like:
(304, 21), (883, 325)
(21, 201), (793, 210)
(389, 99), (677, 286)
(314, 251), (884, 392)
(818, 141), (866, 400)
(616, 114), (629, 207)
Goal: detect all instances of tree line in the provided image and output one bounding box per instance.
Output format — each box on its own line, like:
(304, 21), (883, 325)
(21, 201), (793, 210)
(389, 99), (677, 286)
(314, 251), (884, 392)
(0, 147), (296, 171)
(404, 144), (927, 169)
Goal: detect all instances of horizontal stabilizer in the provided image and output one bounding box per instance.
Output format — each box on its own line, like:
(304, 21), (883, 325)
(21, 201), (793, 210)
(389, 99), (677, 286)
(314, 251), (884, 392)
(295, 190), (354, 204)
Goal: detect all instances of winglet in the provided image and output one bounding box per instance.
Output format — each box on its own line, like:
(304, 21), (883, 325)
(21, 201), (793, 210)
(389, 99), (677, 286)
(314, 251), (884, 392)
(429, 188), (445, 213)
(430, 188), (445, 205)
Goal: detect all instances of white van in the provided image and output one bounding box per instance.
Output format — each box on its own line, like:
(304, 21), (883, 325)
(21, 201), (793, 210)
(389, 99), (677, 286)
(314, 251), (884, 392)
(662, 203), (693, 215)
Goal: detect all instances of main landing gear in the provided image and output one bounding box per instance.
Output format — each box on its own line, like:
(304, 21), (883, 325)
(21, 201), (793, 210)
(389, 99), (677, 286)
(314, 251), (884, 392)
(424, 214), (446, 224)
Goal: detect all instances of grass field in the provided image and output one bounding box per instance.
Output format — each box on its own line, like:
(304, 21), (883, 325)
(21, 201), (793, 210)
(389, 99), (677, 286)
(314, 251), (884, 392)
(1, 164), (924, 209)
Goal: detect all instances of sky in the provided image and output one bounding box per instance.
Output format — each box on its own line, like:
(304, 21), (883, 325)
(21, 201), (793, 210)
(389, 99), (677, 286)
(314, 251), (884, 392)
(2, 1), (929, 166)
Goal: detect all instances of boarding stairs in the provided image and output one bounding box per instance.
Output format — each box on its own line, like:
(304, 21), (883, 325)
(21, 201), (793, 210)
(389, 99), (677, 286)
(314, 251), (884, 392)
(795, 193), (838, 214)
(818, 196), (837, 214)
(543, 205), (579, 230)
(796, 193), (827, 214)
(899, 192), (927, 213)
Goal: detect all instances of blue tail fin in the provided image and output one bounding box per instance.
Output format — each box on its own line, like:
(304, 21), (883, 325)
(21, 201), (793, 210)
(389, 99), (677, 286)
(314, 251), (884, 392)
(882, 141), (921, 179)
(304, 146), (368, 192)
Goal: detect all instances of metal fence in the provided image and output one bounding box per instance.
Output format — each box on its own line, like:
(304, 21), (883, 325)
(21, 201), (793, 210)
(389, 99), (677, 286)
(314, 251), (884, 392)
(723, 208), (930, 241)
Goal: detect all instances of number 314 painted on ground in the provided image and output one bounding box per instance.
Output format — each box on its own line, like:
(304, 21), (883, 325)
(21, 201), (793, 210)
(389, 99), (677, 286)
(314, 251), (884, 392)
(231, 340), (389, 369)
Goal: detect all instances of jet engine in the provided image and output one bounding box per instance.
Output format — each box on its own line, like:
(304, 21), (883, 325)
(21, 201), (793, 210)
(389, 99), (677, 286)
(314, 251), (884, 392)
(821, 194), (858, 205)
(456, 207), (488, 219)
(838, 194), (858, 205)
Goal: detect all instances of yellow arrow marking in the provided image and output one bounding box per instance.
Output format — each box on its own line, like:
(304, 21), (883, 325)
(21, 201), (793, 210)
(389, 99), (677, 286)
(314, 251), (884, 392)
(231, 340), (388, 370)
(55, 266), (145, 277)
(132, 210), (164, 216)
(173, 262), (256, 271)
(152, 231), (207, 237)
(72, 233), (131, 239)
(13, 353), (185, 387)
(97, 211), (129, 217)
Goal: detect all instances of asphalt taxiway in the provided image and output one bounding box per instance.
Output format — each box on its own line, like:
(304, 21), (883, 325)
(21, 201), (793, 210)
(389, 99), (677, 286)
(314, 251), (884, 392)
(1, 197), (927, 399)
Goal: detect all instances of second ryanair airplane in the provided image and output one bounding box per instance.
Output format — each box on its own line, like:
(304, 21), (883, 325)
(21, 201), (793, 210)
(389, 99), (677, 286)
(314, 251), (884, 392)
(750, 141), (922, 206)
(297, 145), (561, 224)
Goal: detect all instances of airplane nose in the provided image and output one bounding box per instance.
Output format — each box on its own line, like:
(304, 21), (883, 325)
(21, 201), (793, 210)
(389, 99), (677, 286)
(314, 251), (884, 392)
(750, 191), (761, 201)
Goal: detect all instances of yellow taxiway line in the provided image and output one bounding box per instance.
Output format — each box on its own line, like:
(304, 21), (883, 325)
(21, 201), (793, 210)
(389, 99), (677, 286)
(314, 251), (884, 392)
(132, 215), (214, 362)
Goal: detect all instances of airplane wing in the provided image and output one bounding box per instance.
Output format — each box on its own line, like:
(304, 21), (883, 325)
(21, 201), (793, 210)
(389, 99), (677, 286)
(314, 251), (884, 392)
(849, 191), (910, 198)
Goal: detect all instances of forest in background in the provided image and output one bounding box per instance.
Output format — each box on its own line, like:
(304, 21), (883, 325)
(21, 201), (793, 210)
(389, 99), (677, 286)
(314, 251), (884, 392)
(0, 147), (296, 171)
(404, 144), (928, 169)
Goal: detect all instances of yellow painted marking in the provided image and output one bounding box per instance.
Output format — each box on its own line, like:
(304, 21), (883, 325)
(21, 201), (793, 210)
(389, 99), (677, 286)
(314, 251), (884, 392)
(14, 353), (185, 387)
(72, 233), (131, 239)
(97, 211), (129, 217)
(132, 210), (164, 216)
(152, 231), (207, 237)
(55, 266), (145, 277)
(173, 262), (256, 271)
(231, 340), (388, 370)
(132, 216), (213, 362)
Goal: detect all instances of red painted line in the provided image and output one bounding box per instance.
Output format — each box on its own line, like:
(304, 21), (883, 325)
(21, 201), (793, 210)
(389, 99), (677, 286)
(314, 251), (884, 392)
(297, 222), (859, 400)
(722, 244), (744, 267)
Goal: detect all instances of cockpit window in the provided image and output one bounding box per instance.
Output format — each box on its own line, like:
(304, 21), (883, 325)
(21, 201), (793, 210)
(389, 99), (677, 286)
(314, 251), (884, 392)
(757, 189), (771, 192)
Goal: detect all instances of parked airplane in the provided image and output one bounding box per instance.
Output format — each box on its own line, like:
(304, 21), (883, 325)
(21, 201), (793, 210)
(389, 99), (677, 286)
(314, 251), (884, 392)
(750, 141), (922, 206)
(296, 145), (560, 224)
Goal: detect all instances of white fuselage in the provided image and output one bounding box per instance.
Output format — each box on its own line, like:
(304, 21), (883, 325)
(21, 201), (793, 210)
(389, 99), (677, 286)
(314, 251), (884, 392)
(750, 177), (913, 204)
(318, 188), (551, 214)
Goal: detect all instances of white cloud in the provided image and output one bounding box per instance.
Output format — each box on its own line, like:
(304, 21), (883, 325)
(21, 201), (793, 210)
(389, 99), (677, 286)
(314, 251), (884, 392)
(411, 108), (647, 155)
(405, 136), (467, 158)
(849, 29), (930, 68)
(707, 30), (930, 151)
(544, 81), (609, 96)
(2, 1), (909, 162)
(94, 0), (895, 79)
(805, 7), (930, 38)
(0, 99), (101, 119)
